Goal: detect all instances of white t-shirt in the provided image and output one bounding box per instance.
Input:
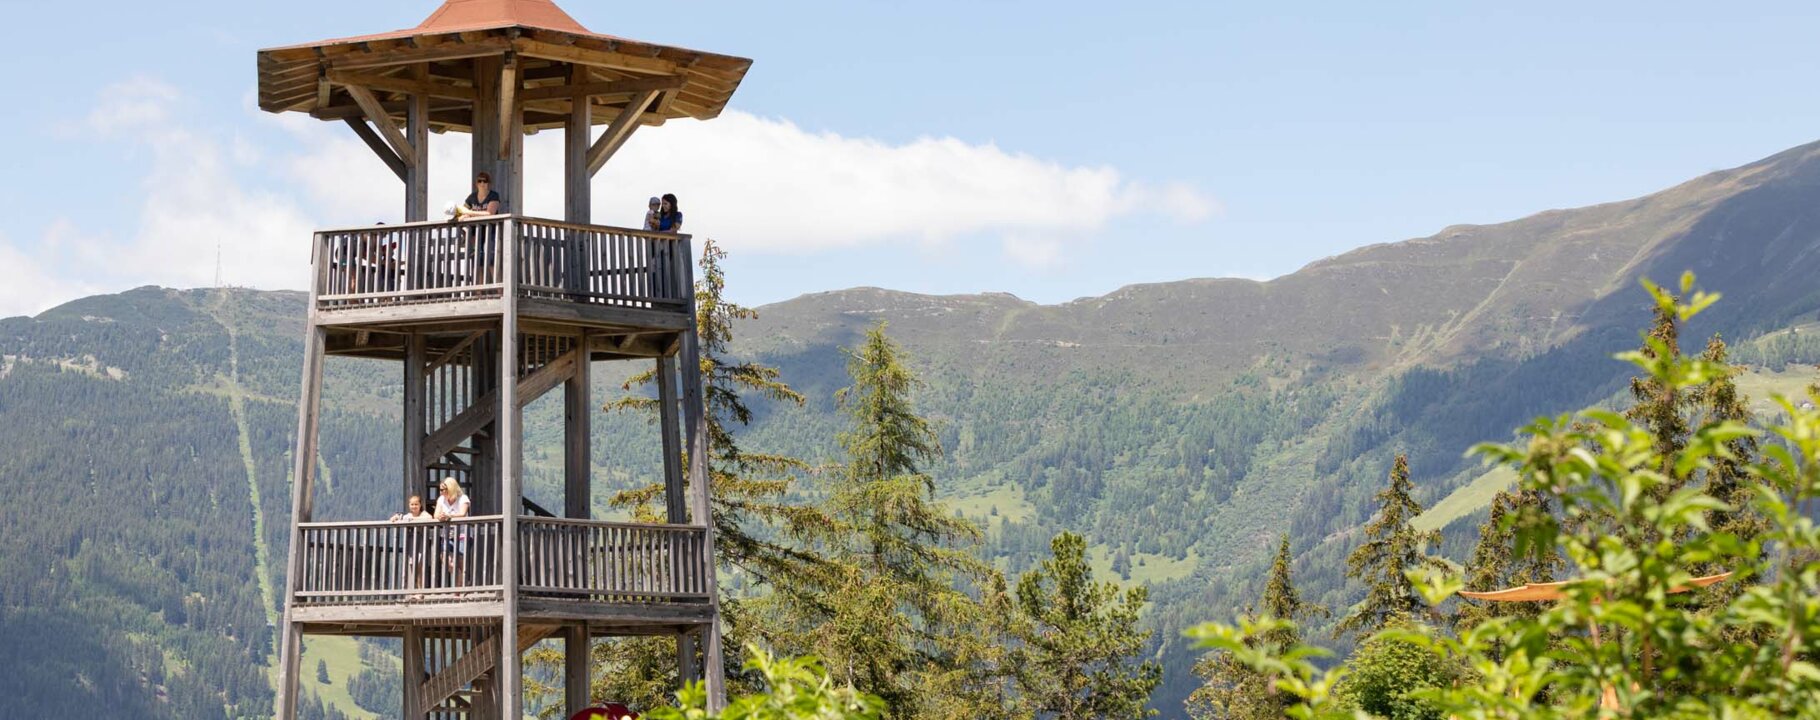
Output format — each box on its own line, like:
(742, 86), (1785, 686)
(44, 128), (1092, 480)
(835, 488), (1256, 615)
(436, 493), (471, 519)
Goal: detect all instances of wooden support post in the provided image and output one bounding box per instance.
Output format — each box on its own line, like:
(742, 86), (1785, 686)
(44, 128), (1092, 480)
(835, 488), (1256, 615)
(564, 63), (592, 224)
(565, 331), (591, 520)
(405, 63), (431, 222)
(565, 626), (590, 717)
(675, 237), (725, 710)
(276, 319), (326, 719)
(404, 332), (425, 506)
(498, 219), (523, 720)
(657, 354), (687, 524)
(472, 56), (502, 201)
(679, 629), (700, 684)
(402, 627), (425, 718)
(498, 53), (526, 213)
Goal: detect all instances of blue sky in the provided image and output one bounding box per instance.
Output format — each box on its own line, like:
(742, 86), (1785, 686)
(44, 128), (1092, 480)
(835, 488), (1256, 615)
(5, 0), (1820, 317)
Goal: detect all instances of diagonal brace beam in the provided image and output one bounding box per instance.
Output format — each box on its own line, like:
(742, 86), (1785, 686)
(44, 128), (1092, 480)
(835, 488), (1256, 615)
(587, 90), (662, 176)
(344, 84), (418, 169)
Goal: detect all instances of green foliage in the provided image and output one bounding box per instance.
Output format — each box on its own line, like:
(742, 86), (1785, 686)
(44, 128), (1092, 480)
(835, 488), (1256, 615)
(1007, 531), (1160, 720)
(1337, 454), (1444, 637)
(1189, 535), (1323, 719)
(1185, 274), (1820, 719)
(644, 645), (885, 720)
(1333, 623), (1454, 720)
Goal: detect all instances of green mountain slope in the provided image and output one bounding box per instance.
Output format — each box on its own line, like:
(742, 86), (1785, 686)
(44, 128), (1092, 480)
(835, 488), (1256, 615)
(5, 140), (1820, 717)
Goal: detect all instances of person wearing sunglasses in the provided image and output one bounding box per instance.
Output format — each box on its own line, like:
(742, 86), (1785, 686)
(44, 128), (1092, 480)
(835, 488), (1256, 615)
(456, 172), (502, 217)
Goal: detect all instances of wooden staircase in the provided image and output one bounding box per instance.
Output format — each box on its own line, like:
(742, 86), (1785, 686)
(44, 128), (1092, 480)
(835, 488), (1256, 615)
(420, 624), (560, 714)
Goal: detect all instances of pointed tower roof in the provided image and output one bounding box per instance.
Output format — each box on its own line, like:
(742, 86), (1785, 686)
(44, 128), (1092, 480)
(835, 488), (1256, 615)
(257, 0), (751, 130)
(415, 0), (592, 35)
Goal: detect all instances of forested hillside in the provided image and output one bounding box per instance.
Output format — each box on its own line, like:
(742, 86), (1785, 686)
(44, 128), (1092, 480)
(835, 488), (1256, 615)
(4, 139), (1820, 717)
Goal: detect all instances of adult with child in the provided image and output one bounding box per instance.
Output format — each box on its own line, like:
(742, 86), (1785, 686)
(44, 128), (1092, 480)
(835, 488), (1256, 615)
(657, 193), (683, 232)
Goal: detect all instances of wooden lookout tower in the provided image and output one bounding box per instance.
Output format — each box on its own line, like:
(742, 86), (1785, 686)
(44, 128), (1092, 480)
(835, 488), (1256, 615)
(257, 1), (751, 717)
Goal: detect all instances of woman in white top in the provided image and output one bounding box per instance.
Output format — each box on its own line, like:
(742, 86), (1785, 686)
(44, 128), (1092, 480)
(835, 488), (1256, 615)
(434, 478), (472, 585)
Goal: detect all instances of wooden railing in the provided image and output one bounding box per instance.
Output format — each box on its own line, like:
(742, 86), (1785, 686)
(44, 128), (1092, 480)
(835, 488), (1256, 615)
(519, 518), (714, 601)
(291, 516), (711, 605)
(295, 516), (505, 605)
(312, 216), (691, 313)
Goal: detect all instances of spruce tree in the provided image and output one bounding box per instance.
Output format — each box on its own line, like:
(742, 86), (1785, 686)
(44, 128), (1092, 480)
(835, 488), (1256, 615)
(1008, 532), (1160, 720)
(1626, 301), (1688, 482)
(1189, 535), (1320, 720)
(1454, 489), (1561, 634)
(1337, 453), (1442, 638)
(536, 240), (841, 708)
(813, 321), (997, 717)
(1690, 334), (1766, 612)
(316, 658), (330, 684)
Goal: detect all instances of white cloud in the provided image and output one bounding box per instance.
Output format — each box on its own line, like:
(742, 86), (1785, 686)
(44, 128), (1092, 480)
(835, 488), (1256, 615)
(284, 111), (1215, 269)
(12, 76), (1215, 317)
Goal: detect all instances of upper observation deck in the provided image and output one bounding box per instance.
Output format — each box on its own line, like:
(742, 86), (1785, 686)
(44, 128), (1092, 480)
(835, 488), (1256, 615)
(311, 215), (693, 333)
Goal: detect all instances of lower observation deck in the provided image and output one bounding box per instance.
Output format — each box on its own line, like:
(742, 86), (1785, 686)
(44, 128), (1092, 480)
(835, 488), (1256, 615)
(312, 215), (694, 336)
(291, 516), (713, 635)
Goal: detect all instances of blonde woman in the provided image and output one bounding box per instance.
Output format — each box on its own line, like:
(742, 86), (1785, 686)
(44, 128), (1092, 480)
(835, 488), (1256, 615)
(434, 478), (472, 587)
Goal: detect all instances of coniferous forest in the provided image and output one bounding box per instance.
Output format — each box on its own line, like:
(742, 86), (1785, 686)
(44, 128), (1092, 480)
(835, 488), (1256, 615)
(6, 139), (1820, 717)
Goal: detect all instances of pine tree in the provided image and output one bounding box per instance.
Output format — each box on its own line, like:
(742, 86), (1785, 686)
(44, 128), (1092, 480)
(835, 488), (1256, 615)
(812, 321), (998, 718)
(1690, 335), (1766, 611)
(1007, 532), (1159, 720)
(1337, 453), (1442, 638)
(1189, 535), (1321, 720)
(534, 239), (842, 709)
(1454, 488), (1561, 636)
(315, 658), (330, 684)
(1626, 301), (1688, 482)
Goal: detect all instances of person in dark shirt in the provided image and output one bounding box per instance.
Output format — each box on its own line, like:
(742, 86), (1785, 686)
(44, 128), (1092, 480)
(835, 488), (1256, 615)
(458, 172), (502, 216)
(657, 193), (683, 232)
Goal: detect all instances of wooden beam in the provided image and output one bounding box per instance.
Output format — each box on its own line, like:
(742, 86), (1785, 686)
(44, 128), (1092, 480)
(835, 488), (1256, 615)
(499, 234), (524, 720)
(587, 91), (659, 176)
(344, 84), (418, 168)
(499, 53), (520, 161)
(405, 64), (431, 221)
(515, 38), (679, 75)
(520, 75), (685, 102)
(328, 69), (477, 101)
(325, 37), (514, 71)
(342, 117), (407, 182)
(403, 333), (426, 507)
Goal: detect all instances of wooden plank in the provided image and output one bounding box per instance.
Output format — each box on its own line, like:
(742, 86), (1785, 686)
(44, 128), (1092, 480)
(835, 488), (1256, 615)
(517, 599), (715, 623)
(342, 117), (407, 182)
(344, 84), (418, 168)
(515, 38), (679, 75)
(327, 68), (478, 101)
(515, 349), (577, 409)
(426, 330), (486, 375)
(586, 91), (659, 176)
(521, 75), (685, 102)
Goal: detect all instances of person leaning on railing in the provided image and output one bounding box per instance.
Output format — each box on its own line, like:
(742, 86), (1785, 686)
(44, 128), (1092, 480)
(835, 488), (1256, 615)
(452, 172), (504, 284)
(434, 478), (473, 588)
(390, 494), (434, 598)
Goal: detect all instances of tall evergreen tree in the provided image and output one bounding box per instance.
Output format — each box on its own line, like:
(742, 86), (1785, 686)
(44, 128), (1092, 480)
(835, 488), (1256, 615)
(1008, 531), (1160, 720)
(1454, 489), (1561, 633)
(1626, 301), (1688, 482)
(531, 240), (841, 711)
(810, 321), (998, 718)
(1189, 535), (1320, 720)
(1337, 454), (1442, 638)
(1689, 334), (1766, 613)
